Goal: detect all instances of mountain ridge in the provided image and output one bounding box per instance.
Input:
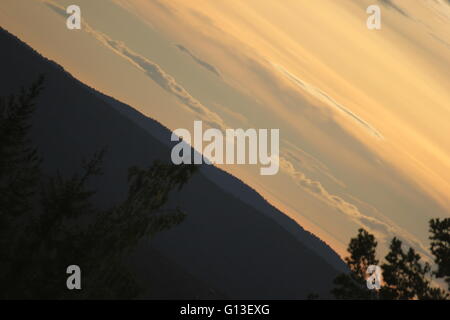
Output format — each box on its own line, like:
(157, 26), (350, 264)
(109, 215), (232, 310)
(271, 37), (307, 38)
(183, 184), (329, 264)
(0, 26), (345, 299)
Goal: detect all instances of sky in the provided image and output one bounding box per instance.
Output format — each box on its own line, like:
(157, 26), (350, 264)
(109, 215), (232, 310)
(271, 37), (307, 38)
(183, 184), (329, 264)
(1, 0), (449, 259)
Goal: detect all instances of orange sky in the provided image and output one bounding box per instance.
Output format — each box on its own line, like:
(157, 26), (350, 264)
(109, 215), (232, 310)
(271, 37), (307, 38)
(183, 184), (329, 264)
(1, 0), (449, 258)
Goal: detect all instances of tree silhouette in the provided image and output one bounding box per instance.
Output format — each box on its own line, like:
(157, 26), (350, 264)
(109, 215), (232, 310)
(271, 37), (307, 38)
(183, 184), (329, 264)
(0, 77), (198, 299)
(0, 76), (42, 216)
(429, 218), (450, 291)
(380, 237), (446, 299)
(331, 229), (378, 299)
(332, 222), (450, 300)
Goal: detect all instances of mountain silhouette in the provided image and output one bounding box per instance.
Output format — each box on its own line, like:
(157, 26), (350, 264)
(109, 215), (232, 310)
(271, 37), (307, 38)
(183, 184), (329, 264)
(0, 27), (346, 299)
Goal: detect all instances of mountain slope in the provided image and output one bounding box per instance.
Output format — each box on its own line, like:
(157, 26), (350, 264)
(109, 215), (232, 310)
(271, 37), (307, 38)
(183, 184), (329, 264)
(0, 27), (344, 299)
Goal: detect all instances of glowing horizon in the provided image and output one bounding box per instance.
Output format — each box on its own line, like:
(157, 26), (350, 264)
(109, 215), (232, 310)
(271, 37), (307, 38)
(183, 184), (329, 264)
(1, 0), (449, 259)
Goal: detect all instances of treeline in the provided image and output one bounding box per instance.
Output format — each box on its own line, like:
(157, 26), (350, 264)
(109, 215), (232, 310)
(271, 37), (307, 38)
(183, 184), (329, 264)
(330, 219), (449, 299)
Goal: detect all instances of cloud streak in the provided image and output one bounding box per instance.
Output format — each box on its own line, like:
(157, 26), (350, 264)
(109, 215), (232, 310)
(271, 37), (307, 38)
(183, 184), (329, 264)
(379, 0), (409, 17)
(176, 44), (222, 78)
(278, 156), (431, 259)
(273, 63), (384, 140)
(43, 0), (226, 130)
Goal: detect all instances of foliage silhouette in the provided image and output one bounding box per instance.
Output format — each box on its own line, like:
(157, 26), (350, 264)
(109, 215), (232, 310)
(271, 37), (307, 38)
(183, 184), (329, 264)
(429, 218), (450, 290)
(331, 229), (378, 299)
(332, 222), (450, 300)
(0, 77), (198, 299)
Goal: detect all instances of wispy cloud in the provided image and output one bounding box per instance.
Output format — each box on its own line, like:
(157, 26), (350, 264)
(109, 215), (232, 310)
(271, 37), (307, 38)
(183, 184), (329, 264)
(99, 36), (225, 129)
(283, 140), (347, 188)
(176, 44), (222, 78)
(379, 0), (409, 17)
(278, 156), (431, 259)
(43, 0), (226, 130)
(273, 63), (384, 140)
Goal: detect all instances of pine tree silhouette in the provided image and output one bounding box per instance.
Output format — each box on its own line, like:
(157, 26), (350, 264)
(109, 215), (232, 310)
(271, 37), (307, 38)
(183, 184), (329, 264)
(331, 229), (378, 299)
(0, 77), (198, 299)
(380, 237), (446, 299)
(429, 218), (450, 291)
(331, 223), (450, 300)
